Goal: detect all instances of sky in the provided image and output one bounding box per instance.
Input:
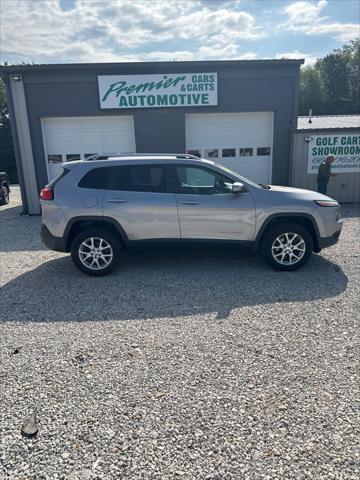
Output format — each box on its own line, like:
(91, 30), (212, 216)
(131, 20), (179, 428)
(0, 0), (359, 66)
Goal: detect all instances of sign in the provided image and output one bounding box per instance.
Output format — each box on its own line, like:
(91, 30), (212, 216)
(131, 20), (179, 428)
(307, 134), (360, 174)
(98, 73), (218, 109)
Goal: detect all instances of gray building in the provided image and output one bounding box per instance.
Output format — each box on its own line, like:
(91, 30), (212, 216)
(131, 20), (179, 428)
(291, 115), (360, 203)
(1, 60), (303, 214)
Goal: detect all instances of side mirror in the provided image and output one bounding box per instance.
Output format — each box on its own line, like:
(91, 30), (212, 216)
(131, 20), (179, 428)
(232, 182), (246, 194)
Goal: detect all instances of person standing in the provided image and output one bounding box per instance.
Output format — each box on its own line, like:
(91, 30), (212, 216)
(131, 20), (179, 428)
(317, 155), (337, 195)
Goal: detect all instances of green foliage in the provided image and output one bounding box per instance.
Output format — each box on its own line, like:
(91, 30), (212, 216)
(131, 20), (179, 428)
(299, 66), (325, 116)
(299, 39), (360, 116)
(0, 79), (17, 183)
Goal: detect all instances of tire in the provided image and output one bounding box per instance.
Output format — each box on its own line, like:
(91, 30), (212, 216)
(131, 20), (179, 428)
(70, 227), (122, 276)
(262, 223), (313, 271)
(0, 186), (9, 206)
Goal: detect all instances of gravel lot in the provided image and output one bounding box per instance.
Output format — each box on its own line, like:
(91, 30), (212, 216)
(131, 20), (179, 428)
(0, 187), (359, 480)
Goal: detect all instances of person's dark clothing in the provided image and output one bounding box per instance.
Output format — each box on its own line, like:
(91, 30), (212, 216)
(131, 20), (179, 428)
(317, 162), (331, 181)
(317, 162), (331, 194)
(317, 179), (328, 194)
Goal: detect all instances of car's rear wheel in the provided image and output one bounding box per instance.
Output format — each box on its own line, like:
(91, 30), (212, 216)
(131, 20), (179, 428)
(262, 223), (313, 271)
(71, 228), (122, 276)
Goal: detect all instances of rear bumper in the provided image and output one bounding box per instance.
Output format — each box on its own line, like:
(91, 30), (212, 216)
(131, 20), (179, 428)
(318, 229), (342, 250)
(41, 225), (66, 252)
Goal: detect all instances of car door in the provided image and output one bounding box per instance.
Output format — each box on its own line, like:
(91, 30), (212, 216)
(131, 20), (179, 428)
(103, 164), (180, 241)
(173, 164), (256, 241)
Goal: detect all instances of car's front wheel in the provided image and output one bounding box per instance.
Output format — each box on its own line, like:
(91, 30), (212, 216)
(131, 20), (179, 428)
(262, 223), (313, 271)
(71, 228), (122, 276)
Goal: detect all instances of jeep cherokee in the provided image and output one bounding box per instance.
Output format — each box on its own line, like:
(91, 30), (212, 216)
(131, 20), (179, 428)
(40, 154), (343, 276)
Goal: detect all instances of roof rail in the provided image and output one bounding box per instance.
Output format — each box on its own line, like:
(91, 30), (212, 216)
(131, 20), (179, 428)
(86, 153), (198, 160)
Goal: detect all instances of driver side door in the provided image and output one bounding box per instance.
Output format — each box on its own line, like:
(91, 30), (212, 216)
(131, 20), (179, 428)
(172, 164), (256, 241)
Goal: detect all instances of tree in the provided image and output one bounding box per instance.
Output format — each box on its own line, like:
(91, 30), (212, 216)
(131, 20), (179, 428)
(299, 39), (360, 116)
(342, 39), (360, 113)
(319, 52), (350, 113)
(299, 66), (325, 116)
(0, 79), (17, 182)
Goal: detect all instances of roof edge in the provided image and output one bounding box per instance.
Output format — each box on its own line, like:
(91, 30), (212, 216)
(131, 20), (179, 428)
(0, 58), (305, 74)
(293, 127), (360, 132)
(298, 115), (360, 118)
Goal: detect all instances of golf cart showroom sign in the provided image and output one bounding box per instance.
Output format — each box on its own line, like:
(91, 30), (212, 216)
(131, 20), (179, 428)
(307, 134), (360, 174)
(98, 73), (218, 109)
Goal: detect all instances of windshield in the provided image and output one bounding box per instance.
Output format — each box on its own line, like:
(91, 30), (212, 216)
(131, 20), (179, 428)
(212, 162), (262, 188)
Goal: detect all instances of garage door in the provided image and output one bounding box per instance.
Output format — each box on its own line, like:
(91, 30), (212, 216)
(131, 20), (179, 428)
(42, 116), (136, 180)
(186, 112), (273, 184)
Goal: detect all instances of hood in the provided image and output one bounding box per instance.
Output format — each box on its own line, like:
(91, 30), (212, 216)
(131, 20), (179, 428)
(267, 185), (338, 202)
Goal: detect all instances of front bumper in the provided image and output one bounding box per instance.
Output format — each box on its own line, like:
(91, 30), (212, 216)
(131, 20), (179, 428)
(318, 229), (342, 250)
(41, 224), (66, 252)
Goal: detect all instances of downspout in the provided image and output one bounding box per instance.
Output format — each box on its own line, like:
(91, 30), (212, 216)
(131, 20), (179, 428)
(288, 62), (303, 186)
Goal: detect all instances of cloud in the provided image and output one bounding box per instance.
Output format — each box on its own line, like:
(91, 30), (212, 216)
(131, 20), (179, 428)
(0, 0), (264, 64)
(275, 51), (317, 65)
(283, 0), (328, 26)
(279, 0), (359, 41)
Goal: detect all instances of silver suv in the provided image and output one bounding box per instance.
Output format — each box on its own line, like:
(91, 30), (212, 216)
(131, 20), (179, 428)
(40, 154), (343, 276)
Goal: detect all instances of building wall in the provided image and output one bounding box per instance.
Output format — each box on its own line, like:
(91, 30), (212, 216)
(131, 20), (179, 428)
(18, 62), (300, 189)
(291, 130), (360, 203)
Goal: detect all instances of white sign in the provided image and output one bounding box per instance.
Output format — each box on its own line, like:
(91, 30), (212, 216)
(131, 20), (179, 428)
(98, 73), (218, 109)
(307, 134), (360, 174)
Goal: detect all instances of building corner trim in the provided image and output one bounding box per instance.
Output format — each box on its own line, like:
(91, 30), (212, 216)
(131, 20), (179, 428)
(9, 75), (40, 214)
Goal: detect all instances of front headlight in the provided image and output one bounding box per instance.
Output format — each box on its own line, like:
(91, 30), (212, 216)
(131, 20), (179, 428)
(314, 200), (339, 207)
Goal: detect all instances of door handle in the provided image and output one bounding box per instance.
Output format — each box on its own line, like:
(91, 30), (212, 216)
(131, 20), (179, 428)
(181, 201), (200, 205)
(107, 198), (127, 203)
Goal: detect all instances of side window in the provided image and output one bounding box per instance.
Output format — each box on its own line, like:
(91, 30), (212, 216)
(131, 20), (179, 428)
(110, 165), (166, 193)
(176, 166), (233, 195)
(78, 167), (112, 189)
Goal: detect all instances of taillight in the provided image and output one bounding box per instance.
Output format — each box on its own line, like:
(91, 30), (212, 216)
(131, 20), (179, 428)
(40, 188), (54, 200)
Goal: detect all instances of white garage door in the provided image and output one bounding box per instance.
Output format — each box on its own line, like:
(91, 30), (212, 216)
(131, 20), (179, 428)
(186, 112), (273, 184)
(42, 116), (136, 180)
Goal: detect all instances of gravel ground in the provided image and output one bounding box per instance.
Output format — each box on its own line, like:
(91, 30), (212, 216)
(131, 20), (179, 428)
(0, 187), (359, 480)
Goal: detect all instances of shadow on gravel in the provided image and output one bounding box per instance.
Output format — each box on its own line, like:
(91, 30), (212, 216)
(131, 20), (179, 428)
(0, 205), (23, 217)
(0, 204), (44, 252)
(0, 249), (348, 322)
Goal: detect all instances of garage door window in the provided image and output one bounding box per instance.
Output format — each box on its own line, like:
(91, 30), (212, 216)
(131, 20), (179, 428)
(204, 149), (218, 159)
(240, 148), (253, 156)
(66, 154), (81, 162)
(187, 150), (201, 158)
(48, 154), (62, 163)
(222, 149), (236, 157)
(257, 147), (271, 156)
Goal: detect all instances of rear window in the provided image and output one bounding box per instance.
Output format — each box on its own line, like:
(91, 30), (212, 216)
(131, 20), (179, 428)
(47, 167), (70, 189)
(78, 167), (112, 189)
(78, 165), (166, 192)
(109, 165), (166, 193)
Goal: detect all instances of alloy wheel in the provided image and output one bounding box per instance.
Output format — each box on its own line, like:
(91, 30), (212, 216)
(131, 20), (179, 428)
(271, 232), (306, 265)
(78, 237), (113, 271)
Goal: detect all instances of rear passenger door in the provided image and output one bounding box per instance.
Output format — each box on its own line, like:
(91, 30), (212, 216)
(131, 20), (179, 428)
(103, 164), (180, 241)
